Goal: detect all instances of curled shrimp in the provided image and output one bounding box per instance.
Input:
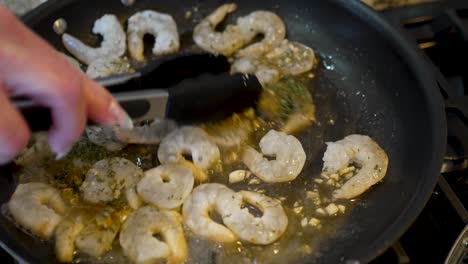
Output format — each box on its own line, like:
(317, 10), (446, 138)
(55, 213), (84, 262)
(231, 40), (316, 85)
(59, 52), (81, 70)
(80, 158), (143, 209)
(193, 4), (250, 56)
(231, 56), (281, 85)
(257, 79), (316, 134)
(264, 40), (316, 75)
(62, 14), (126, 65)
(74, 207), (129, 258)
(243, 130), (306, 182)
(113, 119), (178, 145)
(127, 10), (180, 61)
(137, 164), (194, 209)
(120, 206), (188, 264)
(220, 190), (288, 245)
(8, 182), (65, 239)
(235, 11), (286, 57)
(157, 126), (220, 179)
(85, 55), (133, 79)
(322, 134), (389, 199)
(182, 183), (238, 243)
(202, 109), (257, 148)
(86, 126), (127, 151)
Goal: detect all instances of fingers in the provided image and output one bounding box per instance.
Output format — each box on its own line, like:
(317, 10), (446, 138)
(0, 88), (30, 164)
(82, 76), (133, 129)
(0, 6), (131, 158)
(45, 76), (87, 158)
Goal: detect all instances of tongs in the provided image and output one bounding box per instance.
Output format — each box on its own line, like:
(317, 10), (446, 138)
(14, 53), (262, 131)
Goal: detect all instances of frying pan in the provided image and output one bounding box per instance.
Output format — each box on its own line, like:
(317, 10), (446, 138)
(0, 0), (446, 263)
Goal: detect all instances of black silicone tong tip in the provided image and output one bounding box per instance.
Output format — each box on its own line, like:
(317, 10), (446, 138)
(166, 73), (262, 124)
(103, 52), (231, 93)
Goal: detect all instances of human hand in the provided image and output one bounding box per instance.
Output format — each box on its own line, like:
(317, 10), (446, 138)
(0, 5), (132, 164)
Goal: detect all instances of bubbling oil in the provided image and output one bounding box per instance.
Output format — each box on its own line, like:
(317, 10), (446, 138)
(5, 72), (356, 264)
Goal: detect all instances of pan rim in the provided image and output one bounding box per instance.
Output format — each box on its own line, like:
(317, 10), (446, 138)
(11, 0), (448, 263)
(333, 0), (447, 263)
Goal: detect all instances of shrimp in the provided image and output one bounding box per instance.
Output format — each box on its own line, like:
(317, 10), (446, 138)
(15, 133), (53, 167)
(86, 126), (127, 151)
(264, 40), (316, 76)
(137, 164), (194, 209)
(322, 134), (389, 199)
(113, 119), (178, 145)
(242, 130), (306, 183)
(75, 207), (127, 257)
(157, 126), (220, 175)
(202, 109), (256, 148)
(8, 182), (65, 239)
(220, 191), (288, 245)
(231, 57), (280, 85)
(80, 158), (143, 209)
(55, 213), (84, 262)
(127, 10), (180, 61)
(120, 206), (188, 264)
(235, 11), (286, 57)
(85, 55), (133, 79)
(257, 79), (316, 134)
(193, 4), (250, 56)
(59, 52), (81, 70)
(231, 40), (316, 85)
(62, 14), (126, 65)
(182, 183), (238, 243)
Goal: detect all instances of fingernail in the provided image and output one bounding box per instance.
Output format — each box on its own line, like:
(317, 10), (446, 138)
(52, 145), (72, 160)
(109, 101), (133, 129)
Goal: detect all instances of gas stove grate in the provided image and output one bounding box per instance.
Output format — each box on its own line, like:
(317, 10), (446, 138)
(370, 2), (468, 263)
(384, 0), (468, 172)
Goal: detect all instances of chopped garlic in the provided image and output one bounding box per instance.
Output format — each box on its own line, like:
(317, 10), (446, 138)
(344, 173), (354, 180)
(338, 205), (346, 213)
(314, 178), (323, 184)
(308, 217), (321, 227)
(315, 208), (326, 216)
(302, 245), (312, 255)
(326, 179), (335, 186)
(279, 197), (287, 201)
(229, 170), (251, 183)
(339, 166), (355, 176)
(301, 217), (308, 227)
(330, 173), (339, 181)
(306, 191), (318, 199)
(248, 177), (261, 185)
(306, 191), (321, 205)
(256, 189), (266, 194)
(321, 173), (330, 179)
(293, 206), (303, 214)
(325, 203), (339, 215)
(293, 201), (301, 207)
(302, 245), (312, 254)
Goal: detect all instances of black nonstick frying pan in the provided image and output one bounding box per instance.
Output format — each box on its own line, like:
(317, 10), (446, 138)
(0, 0), (446, 263)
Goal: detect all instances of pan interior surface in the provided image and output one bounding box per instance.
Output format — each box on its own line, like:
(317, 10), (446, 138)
(0, 0), (445, 263)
